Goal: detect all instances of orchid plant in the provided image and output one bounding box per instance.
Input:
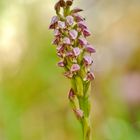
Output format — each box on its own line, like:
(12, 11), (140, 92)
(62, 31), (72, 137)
(49, 0), (95, 140)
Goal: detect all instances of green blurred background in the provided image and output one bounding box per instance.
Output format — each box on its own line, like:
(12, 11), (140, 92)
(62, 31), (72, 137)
(0, 0), (140, 140)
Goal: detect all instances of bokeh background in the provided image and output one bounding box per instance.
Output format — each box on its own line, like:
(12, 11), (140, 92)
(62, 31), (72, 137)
(0, 0), (140, 140)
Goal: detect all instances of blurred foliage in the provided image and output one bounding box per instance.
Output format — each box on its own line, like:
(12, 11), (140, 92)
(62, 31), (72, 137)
(0, 0), (140, 140)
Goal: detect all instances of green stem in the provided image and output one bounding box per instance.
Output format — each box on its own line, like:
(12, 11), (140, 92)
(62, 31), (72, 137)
(72, 76), (92, 140)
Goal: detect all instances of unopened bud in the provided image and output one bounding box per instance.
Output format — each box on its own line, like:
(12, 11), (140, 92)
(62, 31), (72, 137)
(66, 0), (73, 6)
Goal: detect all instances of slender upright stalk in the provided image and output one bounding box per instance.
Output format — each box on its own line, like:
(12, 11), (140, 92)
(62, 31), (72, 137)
(49, 1), (95, 140)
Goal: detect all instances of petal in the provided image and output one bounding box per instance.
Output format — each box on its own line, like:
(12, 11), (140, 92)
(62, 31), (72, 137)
(85, 44), (96, 53)
(66, 16), (74, 26)
(78, 37), (88, 45)
(73, 47), (81, 56)
(71, 64), (80, 72)
(69, 29), (78, 39)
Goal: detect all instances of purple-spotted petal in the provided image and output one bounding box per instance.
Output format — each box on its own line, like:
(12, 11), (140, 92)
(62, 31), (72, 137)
(63, 37), (71, 44)
(66, 16), (74, 26)
(83, 29), (91, 37)
(74, 109), (84, 119)
(85, 44), (96, 53)
(78, 37), (88, 45)
(69, 29), (78, 39)
(78, 21), (88, 30)
(58, 61), (65, 67)
(71, 7), (83, 13)
(83, 56), (93, 65)
(73, 47), (81, 56)
(58, 21), (66, 29)
(71, 64), (80, 72)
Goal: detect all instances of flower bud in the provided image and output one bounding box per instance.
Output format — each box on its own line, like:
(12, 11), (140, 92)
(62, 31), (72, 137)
(66, 0), (73, 6)
(64, 71), (73, 78)
(74, 109), (84, 119)
(73, 13), (85, 22)
(58, 61), (65, 67)
(54, 1), (61, 14)
(59, 0), (66, 7)
(68, 88), (75, 100)
(71, 7), (83, 13)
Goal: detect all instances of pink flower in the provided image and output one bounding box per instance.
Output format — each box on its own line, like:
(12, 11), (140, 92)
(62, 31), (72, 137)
(63, 37), (71, 44)
(49, 16), (59, 29)
(58, 21), (66, 29)
(78, 37), (88, 45)
(66, 16), (74, 26)
(73, 47), (81, 56)
(54, 29), (60, 36)
(71, 64), (80, 72)
(83, 56), (93, 65)
(85, 72), (95, 81)
(85, 44), (96, 53)
(78, 21), (88, 30)
(83, 29), (91, 37)
(69, 29), (78, 39)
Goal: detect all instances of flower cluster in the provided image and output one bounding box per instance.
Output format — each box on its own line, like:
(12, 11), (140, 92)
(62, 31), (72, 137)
(49, 0), (95, 83)
(49, 1), (95, 139)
